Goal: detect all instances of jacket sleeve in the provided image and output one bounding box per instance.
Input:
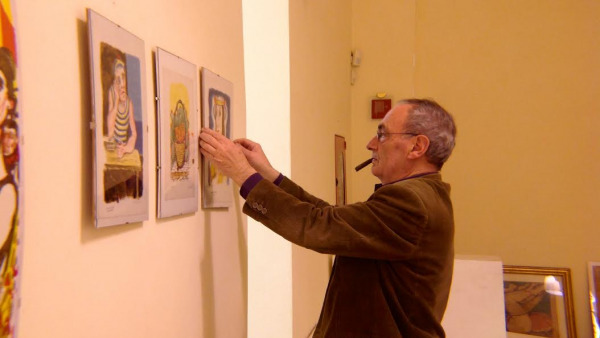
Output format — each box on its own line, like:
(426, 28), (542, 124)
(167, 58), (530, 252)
(243, 177), (430, 260)
(276, 176), (333, 208)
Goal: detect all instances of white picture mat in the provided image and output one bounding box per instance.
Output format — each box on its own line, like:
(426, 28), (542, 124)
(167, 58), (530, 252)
(88, 9), (149, 227)
(201, 68), (233, 208)
(155, 47), (199, 218)
(442, 256), (507, 338)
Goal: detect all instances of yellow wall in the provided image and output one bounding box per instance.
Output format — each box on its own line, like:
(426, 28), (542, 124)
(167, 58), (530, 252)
(349, 0), (417, 201)
(351, 1), (600, 337)
(18, 0), (247, 337)
(289, 0), (352, 337)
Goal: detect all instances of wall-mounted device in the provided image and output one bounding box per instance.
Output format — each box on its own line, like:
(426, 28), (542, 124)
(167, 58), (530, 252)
(350, 49), (362, 85)
(371, 92), (391, 119)
(351, 49), (362, 67)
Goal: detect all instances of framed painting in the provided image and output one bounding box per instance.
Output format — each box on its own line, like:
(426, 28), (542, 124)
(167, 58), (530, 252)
(88, 9), (149, 227)
(155, 48), (198, 218)
(0, 0), (22, 335)
(588, 262), (600, 337)
(334, 135), (346, 206)
(503, 265), (577, 338)
(200, 68), (232, 209)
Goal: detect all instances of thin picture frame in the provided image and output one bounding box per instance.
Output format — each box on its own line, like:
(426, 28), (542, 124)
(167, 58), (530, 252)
(588, 262), (600, 337)
(87, 9), (149, 227)
(503, 265), (577, 338)
(200, 68), (233, 209)
(155, 47), (199, 218)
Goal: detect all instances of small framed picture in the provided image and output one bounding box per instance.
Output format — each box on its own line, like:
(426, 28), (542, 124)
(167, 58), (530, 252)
(87, 9), (149, 227)
(588, 262), (600, 337)
(155, 47), (199, 218)
(200, 68), (233, 209)
(503, 265), (577, 338)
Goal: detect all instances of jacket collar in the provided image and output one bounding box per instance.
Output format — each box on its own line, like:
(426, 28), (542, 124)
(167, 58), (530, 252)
(374, 172), (439, 191)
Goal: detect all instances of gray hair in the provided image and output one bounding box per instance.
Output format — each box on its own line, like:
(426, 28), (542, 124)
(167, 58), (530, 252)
(398, 98), (456, 169)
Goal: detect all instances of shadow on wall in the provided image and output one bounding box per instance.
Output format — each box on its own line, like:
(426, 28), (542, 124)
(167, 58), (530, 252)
(233, 192), (248, 330)
(201, 212), (216, 337)
(200, 193), (249, 337)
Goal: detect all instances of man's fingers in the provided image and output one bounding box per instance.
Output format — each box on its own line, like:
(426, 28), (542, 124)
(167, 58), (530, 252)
(199, 139), (217, 154)
(201, 127), (227, 141)
(199, 147), (212, 161)
(199, 146), (222, 163)
(198, 131), (221, 153)
(234, 138), (257, 150)
(234, 138), (250, 147)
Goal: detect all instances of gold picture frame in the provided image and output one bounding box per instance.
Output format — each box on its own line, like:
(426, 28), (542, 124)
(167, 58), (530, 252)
(503, 265), (577, 338)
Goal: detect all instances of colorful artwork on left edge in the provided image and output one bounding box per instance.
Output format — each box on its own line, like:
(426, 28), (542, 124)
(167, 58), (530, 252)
(0, 0), (21, 336)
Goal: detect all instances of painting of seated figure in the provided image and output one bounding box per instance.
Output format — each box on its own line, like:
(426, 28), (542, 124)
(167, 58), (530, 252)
(88, 9), (148, 227)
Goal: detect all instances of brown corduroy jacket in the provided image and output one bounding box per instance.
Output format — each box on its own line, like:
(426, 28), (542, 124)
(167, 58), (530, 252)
(243, 173), (454, 338)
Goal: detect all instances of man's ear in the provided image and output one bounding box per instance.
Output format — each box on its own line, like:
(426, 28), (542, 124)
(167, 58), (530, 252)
(407, 135), (430, 159)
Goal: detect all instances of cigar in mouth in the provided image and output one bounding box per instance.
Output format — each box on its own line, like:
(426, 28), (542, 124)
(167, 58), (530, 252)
(354, 158), (373, 172)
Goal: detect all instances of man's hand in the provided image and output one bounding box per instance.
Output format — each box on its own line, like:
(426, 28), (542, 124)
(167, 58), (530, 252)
(199, 128), (257, 186)
(234, 138), (280, 182)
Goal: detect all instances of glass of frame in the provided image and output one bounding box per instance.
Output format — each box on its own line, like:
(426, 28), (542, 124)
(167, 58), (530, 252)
(200, 68), (233, 209)
(588, 262), (600, 337)
(87, 9), (149, 227)
(155, 47), (199, 218)
(503, 265), (577, 338)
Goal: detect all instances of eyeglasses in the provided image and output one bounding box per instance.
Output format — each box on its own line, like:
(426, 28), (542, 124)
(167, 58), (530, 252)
(376, 131), (417, 142)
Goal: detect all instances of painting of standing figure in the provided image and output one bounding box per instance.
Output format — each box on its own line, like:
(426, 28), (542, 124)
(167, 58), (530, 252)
(0, 0), (22, 336)
(155, 48), (198, 218)
(201, 68), (233, 209)
(88, 9), (148, 227)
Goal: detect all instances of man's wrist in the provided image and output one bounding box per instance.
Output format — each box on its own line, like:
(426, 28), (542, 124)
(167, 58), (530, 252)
(239, 172), (284, 199)
(240, 172), (263, 199)
(235, 169), (258, 187)
(261, 168), (281, 182)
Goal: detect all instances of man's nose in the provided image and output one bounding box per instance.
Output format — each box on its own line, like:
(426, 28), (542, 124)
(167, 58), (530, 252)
(366, 135), (377, 150)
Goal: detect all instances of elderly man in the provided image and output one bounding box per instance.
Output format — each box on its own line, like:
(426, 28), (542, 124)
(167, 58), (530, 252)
(199, 98), (457, 337)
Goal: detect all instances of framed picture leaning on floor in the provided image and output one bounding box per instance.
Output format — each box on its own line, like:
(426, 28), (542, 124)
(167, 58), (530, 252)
(503, 265), (577, 338)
